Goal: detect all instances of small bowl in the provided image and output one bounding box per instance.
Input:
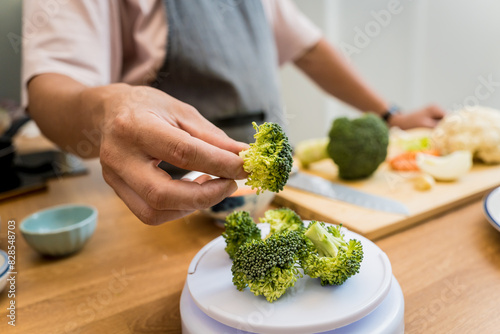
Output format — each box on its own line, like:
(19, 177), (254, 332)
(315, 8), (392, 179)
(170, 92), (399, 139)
(20, 204), (97, 256)
(182, 172), (275, 224)
(0, 250), (10, 292)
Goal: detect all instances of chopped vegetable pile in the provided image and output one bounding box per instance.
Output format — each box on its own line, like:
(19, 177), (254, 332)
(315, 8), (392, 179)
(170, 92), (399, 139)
(389, 149), (440, 171)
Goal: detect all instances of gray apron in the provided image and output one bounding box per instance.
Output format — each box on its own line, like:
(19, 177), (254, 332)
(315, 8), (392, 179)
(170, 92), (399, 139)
(156, 0), (284, 143)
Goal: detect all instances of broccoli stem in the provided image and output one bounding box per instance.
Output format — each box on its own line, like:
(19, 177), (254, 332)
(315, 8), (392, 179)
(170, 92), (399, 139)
(304, 221), (342, 258)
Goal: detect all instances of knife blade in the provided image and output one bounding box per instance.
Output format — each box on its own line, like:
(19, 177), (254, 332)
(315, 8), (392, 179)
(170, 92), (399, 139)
(286, 172), (410, 215)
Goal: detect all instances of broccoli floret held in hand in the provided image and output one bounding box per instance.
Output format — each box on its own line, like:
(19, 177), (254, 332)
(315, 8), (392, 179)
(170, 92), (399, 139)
(222, 211), (261, 260)
(327, 114), (389, 180)
(301, 221), (363, 286)
(239, 122), (293, 194)
(260, 207), (304, 238)
(231, 230), (306, 302)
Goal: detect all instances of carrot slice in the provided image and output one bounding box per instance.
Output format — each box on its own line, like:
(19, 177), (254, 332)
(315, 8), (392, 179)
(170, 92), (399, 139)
(389, 150), (440, 171)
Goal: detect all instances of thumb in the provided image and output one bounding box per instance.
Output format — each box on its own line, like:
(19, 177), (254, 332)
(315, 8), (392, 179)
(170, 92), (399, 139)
(176, 103), (250, 155)
(427, 105), (447, 119)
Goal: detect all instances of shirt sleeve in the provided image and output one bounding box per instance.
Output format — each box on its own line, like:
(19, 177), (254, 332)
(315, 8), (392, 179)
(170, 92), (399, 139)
(262, 0), (323, 65)
(21, 0), (120, 109)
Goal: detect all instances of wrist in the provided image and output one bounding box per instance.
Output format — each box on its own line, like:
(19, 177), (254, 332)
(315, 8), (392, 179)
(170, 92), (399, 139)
(381, 104), (402, 126)
(80, 83), (132, 129)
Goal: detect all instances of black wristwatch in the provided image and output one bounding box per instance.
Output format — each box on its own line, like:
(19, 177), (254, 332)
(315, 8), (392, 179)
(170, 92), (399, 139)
(381, 104), (401, 123)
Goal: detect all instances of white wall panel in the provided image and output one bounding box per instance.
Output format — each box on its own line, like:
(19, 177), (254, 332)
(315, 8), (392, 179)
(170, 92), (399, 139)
(281, 0), (500, 144)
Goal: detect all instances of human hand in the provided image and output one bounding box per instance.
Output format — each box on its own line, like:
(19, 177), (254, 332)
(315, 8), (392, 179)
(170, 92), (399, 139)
(93, 85), (248, 225)
(388, 105), (446, 130)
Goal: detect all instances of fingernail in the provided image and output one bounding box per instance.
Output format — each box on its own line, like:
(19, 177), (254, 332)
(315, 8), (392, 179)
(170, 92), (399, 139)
(237, 167), (248, 180)
(239, 142), (250, 150)
(227, 180), (238, 195)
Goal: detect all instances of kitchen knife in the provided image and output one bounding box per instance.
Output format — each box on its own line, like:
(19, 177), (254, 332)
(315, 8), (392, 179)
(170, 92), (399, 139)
(286, 172), (410, 215)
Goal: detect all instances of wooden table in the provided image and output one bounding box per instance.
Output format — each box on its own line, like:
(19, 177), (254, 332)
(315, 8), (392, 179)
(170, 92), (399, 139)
(1, 159), (500, 334)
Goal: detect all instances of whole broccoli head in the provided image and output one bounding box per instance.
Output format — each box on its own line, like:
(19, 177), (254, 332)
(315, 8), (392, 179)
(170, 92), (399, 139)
(301, 221), (363, 286)
(239, 122), (293, 194)
(260, 208), (304, 238)
(327, 114), (389, 180)
(231, 230), (306, 302)
(222, 211), (261, 260)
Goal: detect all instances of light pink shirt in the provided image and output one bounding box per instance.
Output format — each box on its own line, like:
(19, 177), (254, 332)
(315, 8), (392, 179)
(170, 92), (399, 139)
(22, 0), (322, 108)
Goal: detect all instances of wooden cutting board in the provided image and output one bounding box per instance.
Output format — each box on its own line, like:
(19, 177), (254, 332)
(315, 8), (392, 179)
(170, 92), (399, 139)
(274, 154), (500, 240)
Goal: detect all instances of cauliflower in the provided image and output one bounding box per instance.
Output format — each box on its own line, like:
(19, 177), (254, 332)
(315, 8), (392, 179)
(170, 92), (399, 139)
(431, 106), (500, 164)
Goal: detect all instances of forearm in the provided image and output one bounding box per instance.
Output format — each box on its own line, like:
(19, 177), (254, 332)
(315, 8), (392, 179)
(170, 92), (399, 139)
(27, 73), (128, 158)
(294, 38), (388, 115)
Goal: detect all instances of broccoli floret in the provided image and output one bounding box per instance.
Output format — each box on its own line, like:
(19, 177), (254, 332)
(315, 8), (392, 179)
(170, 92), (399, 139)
(222, 211), (261, 260)
(301, 221), (363, 286)
(260, 208), (304, 238)
(231, 230), (305, 302)
(239, 122), (293, 194)
(327, 114), (389, 180)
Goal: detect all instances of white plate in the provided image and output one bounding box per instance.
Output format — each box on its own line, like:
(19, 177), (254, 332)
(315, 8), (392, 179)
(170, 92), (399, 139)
(484, 187), (500, 232)
(186, 224), (392, 334)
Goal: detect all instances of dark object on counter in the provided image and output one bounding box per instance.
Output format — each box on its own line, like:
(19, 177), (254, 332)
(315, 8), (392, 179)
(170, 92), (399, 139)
(211, 196), (245, 213)
(0, 137), (21, 192)
(0, 116), (88, 201)
(0, 137), (16, 173)
(15, 150), (87, 179)
(0, 116), (37, 197)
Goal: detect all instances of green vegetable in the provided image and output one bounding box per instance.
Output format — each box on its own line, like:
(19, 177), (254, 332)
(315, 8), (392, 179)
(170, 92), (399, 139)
(260, 207), (304, 238)
(301, 221), (363, 286)
(327, 114), (389, 180)
(227, 208), (363, 302)
(231, 230), (306, 302)
(222, 211), (261, 260)
(295, 137), (329, 168)
(240, 122), (293, 194)
(398, 136), (431, 152)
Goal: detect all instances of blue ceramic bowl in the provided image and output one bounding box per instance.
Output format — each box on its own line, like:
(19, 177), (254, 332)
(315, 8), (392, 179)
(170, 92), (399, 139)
(20, 204), (97, 256)
(0, 250), (9, 292)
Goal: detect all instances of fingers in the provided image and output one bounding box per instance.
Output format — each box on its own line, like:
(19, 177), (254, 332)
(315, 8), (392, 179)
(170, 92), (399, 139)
(425, 104), (447, 119)
(421, 117), (441, 128)
(183, 174), (213, 184)
(103, 156), (238, 211)
(392, 105), (447, 129)
(418, 105), (446, 128)
(120, 112), (246, 180)
(102, 166), (195, 225)
(175, 102), (250, 154)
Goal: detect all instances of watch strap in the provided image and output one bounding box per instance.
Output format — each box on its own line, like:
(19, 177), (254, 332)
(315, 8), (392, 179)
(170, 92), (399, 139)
(382, 104), (401, 122)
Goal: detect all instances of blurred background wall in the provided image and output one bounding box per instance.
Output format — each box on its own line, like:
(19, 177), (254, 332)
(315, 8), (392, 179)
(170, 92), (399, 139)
(0, 1), (22, 104)
(282, 0), (500, 145)
(2, 1), (500, 145)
